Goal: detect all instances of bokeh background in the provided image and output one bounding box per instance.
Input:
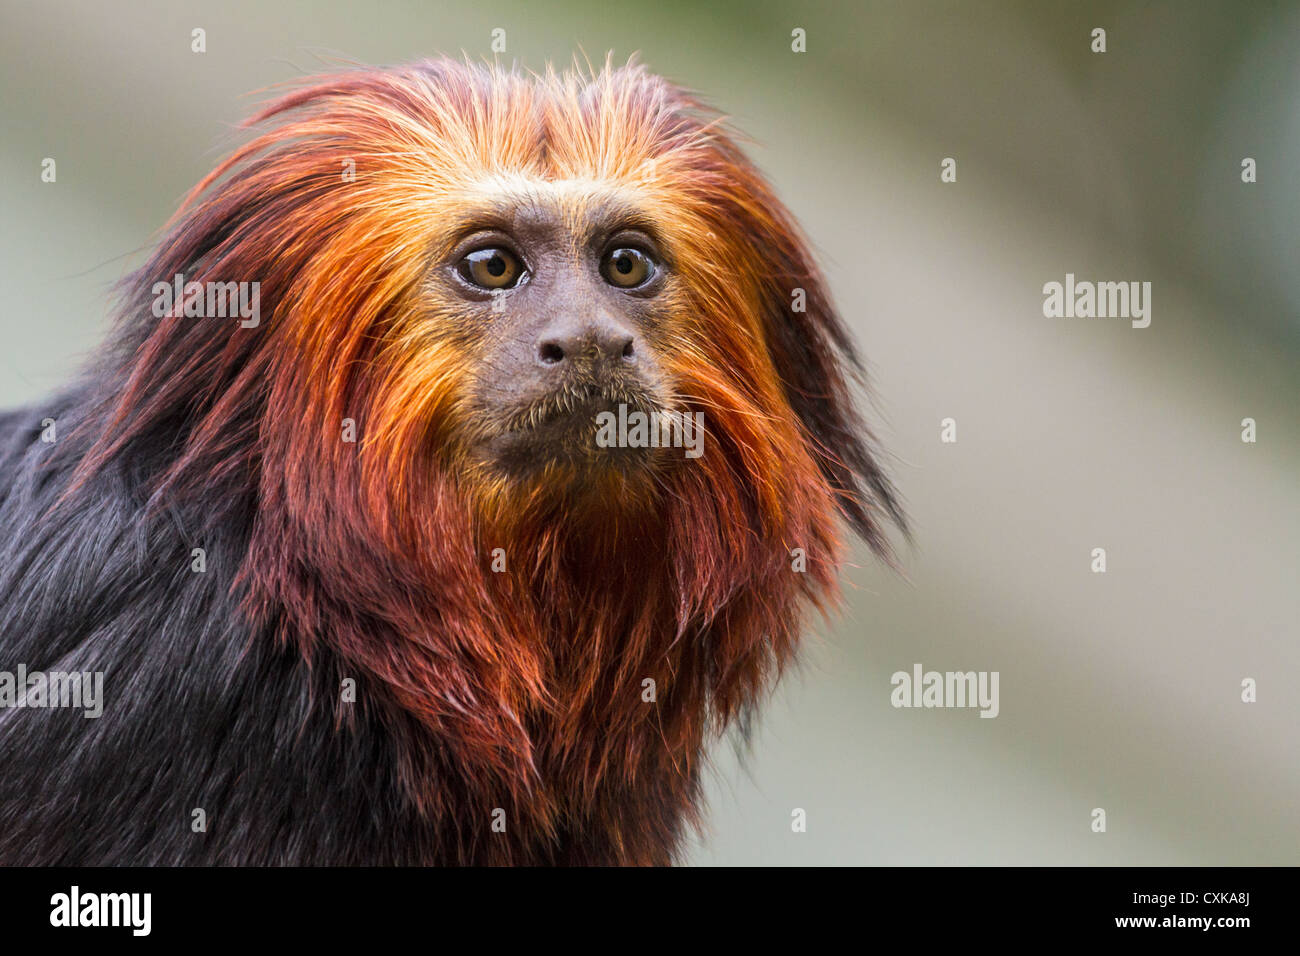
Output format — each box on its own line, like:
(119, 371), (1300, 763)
(1, 0), (1295, 864)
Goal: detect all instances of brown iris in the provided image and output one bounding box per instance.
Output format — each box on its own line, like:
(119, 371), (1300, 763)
(458, 247), (523, 289)
(601, 247), (654, 288)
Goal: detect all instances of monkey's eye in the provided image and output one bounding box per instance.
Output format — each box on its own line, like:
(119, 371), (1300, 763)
(457, 247), (523, 290)
(601, 248), (655, 289)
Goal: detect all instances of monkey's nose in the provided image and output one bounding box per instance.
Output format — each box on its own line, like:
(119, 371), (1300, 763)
(536, 316), (636, 369)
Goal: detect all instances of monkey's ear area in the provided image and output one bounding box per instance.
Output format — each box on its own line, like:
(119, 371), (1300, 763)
(738, 184), (908, 561)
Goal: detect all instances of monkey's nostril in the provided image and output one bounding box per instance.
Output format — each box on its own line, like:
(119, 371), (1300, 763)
(620, 338), (635, 362)
(538, 342), (566, 365)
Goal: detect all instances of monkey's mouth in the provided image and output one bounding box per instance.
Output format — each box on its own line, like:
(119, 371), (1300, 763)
(484, 382), (666, 473)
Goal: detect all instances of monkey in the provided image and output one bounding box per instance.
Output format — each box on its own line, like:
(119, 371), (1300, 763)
(0, 57), (903, 865)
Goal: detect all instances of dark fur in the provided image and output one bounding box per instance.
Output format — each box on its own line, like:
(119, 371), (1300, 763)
(0, 386), (431, 863)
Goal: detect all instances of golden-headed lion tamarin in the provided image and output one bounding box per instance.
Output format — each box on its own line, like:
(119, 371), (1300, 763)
(0, 57), (902, 865)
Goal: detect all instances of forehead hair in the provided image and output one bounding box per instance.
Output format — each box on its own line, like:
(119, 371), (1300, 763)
(261, 58), (727, 188)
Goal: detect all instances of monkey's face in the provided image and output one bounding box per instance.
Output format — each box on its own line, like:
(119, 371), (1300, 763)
(430, 181), (677, 481)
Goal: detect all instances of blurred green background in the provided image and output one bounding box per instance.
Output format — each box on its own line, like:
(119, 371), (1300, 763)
(1, 0), (1295, 864)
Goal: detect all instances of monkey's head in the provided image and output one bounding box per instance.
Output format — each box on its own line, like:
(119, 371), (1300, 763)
(334, 63), (892, 532)
(93, 56), (901, 650)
